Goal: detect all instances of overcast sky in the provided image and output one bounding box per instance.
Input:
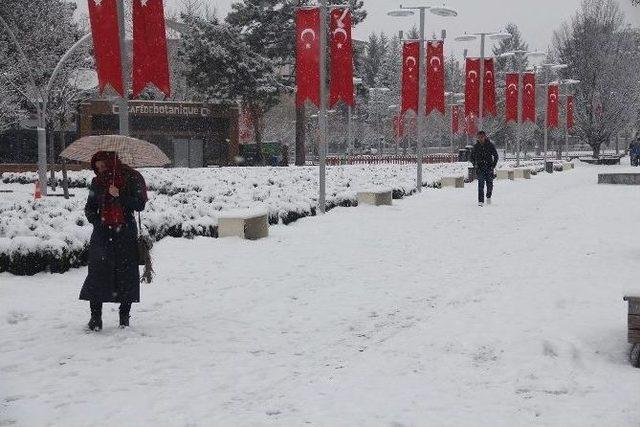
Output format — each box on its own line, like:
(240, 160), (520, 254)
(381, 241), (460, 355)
(74, 0), (639, 59)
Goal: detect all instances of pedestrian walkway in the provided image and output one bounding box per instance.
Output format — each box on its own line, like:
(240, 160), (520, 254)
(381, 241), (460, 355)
(1, 164), (639, 426)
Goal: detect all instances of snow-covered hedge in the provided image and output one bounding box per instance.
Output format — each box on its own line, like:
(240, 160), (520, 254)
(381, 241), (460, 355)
(1, 162), (542, 275)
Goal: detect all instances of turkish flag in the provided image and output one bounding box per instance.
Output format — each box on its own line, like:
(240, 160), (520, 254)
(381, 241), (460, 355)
(132, 0), (171, 98)
(522, 73), (536, 123)
(296, 8), (321, 107)
(329, 8), (354, 107)
(483, 59), (496, 116)
(465, 58), (480, 118)
(394, 114), (404, 138)
(426, 40), (445, 115)
(547, 84), (560, 128)
(401, 41), (419, 114)
(87, 0), (123, 96)
(465, 113), (478, 136)
(567, 96), (575, 129)
(505, 73), (519, 123)
(451, 105), (461, 135)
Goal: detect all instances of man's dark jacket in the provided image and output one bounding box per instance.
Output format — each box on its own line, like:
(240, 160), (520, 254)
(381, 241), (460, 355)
(471, 140), (499, 174)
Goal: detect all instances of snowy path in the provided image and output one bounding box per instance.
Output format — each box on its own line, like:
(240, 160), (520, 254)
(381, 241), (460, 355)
(2, 164), (640, 426)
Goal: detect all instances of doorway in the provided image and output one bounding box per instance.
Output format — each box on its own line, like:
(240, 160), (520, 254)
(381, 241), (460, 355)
(173, 138), (204, 168)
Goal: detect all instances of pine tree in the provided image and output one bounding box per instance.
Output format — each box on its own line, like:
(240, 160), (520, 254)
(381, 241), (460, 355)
(493, 23), (530, 72)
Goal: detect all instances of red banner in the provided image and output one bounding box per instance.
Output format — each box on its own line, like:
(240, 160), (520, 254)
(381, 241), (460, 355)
(329, 8), (354, 107)
(547, 84), (559, 128)
(426, 40), (445, 115)
(483, 59), (496, 116)
(522, 73), (536, 123)
(87, 0), (123, 96)
(505, 73), (519, 123)
(296, 8), (321, 107)
(451, 105), (461, 135)
(465, 113), (478, 136)
(394, 114), (404, 138)
(465, 58), (480, 118)
(401, 41), (419, 114)
(132, 0), (171, 98)
(567, 96), (574, 129)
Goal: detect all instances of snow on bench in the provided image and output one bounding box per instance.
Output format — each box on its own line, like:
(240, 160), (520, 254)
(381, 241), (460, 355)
(513, 168), (532, 179)
(357, 188), (393, 206)
(496, 169), (515, 180)
(440, 176), (465, 188)
(217, 208), (269, 240)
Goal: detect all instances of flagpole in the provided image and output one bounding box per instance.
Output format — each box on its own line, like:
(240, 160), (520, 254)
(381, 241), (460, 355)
(116, 0), (130, 136)
(516, 70), (523, 167)
(416, 7), (425, 192)
(478, 34), (485, 132)
(318, 0), (327, 213)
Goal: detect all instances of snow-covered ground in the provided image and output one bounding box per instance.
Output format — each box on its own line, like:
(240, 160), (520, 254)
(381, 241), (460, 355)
(2, 162), (639, 426)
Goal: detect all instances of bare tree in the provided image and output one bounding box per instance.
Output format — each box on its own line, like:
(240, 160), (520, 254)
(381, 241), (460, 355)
(553, 0), (640, 157)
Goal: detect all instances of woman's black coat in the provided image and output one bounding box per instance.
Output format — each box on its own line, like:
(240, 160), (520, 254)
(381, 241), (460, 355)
(79, 170), (147, 303)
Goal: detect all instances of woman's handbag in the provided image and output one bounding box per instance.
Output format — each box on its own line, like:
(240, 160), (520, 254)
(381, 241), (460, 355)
(137, 212), (155, 283)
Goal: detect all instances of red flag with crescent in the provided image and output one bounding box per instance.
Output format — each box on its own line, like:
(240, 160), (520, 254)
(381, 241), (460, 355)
(547, 84), (559, 128)
(505, 73), (519, 123)
(451, 105), (461, 135)
(465, 112), (478, 136)
(567, 96), (574, 129)
(296, 8), (321, 107)
(87, 0), (123, 96)
(401, 41), (419, 114)
(329, 8), (354, 107)
(522, 73), (536, 123)
(483, 59), (496, 116)
(465, 58), (480, 118)
(394, 114), (404, 138)
(132, 0), (171, 98)
(426, 40), (445, 115)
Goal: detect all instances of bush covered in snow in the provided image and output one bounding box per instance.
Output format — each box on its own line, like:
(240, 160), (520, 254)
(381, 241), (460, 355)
(0, 162), (543, 275)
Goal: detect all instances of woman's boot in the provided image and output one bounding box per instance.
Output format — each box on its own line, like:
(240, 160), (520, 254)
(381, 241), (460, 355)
(119, 303), (131, 328)
(88, 301), (103, 331)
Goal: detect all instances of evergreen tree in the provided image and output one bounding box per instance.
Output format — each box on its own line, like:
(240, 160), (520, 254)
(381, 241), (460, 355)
(493, 23), (529, 72)
(378, 33), (402, 95)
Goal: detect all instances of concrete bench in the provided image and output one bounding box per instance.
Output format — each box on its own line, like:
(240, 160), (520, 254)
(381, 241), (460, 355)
(496, 170), (515, 180)
(513, 168), (532, 179)
(441, 176), (465, 188)
(358, 189), (393, 206)
(624, 296), (640, 368)
(598, 173), (640, 185)
(218, 209), (269, 240)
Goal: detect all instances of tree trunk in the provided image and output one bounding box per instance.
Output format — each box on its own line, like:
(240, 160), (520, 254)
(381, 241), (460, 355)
(591, 143), (601, 158)
(295, 104), (306, 166)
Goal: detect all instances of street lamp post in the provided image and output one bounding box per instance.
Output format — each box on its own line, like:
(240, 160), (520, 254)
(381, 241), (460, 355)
(388, 4), (458, 192)
(455, 31), (511, 131)
(535, 63), (567, 165)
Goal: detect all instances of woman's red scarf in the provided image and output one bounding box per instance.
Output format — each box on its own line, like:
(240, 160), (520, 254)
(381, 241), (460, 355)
(91, 151), (126, 226)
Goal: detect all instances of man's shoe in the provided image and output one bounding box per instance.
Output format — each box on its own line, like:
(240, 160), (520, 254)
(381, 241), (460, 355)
(478, 202), (484, 207)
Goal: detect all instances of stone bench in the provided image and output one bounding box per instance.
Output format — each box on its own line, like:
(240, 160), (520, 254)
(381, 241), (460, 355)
(441, 176), (465, 188)
(513, 168), (532, 179)
(218, 209), (269, 240)
(598, 173), (640, 185)
(358, 189), (393, 206)
(624, 296), (640, 368)
(496, 170), (515, 180)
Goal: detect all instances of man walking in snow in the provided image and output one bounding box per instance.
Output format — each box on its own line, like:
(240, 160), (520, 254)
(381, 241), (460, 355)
(470, 131), (499, 207)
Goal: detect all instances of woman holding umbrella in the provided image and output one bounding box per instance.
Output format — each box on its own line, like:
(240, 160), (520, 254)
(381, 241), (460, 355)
(62, 135), (169, 331)
(80, 151), (148, 331)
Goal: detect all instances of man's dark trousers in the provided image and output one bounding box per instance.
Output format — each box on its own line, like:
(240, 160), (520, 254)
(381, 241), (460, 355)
(477, 170), (494, 203)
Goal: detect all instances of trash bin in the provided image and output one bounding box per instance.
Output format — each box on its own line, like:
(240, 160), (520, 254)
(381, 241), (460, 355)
(545, 161), (554, 173)
(468, 166), (476, 182)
